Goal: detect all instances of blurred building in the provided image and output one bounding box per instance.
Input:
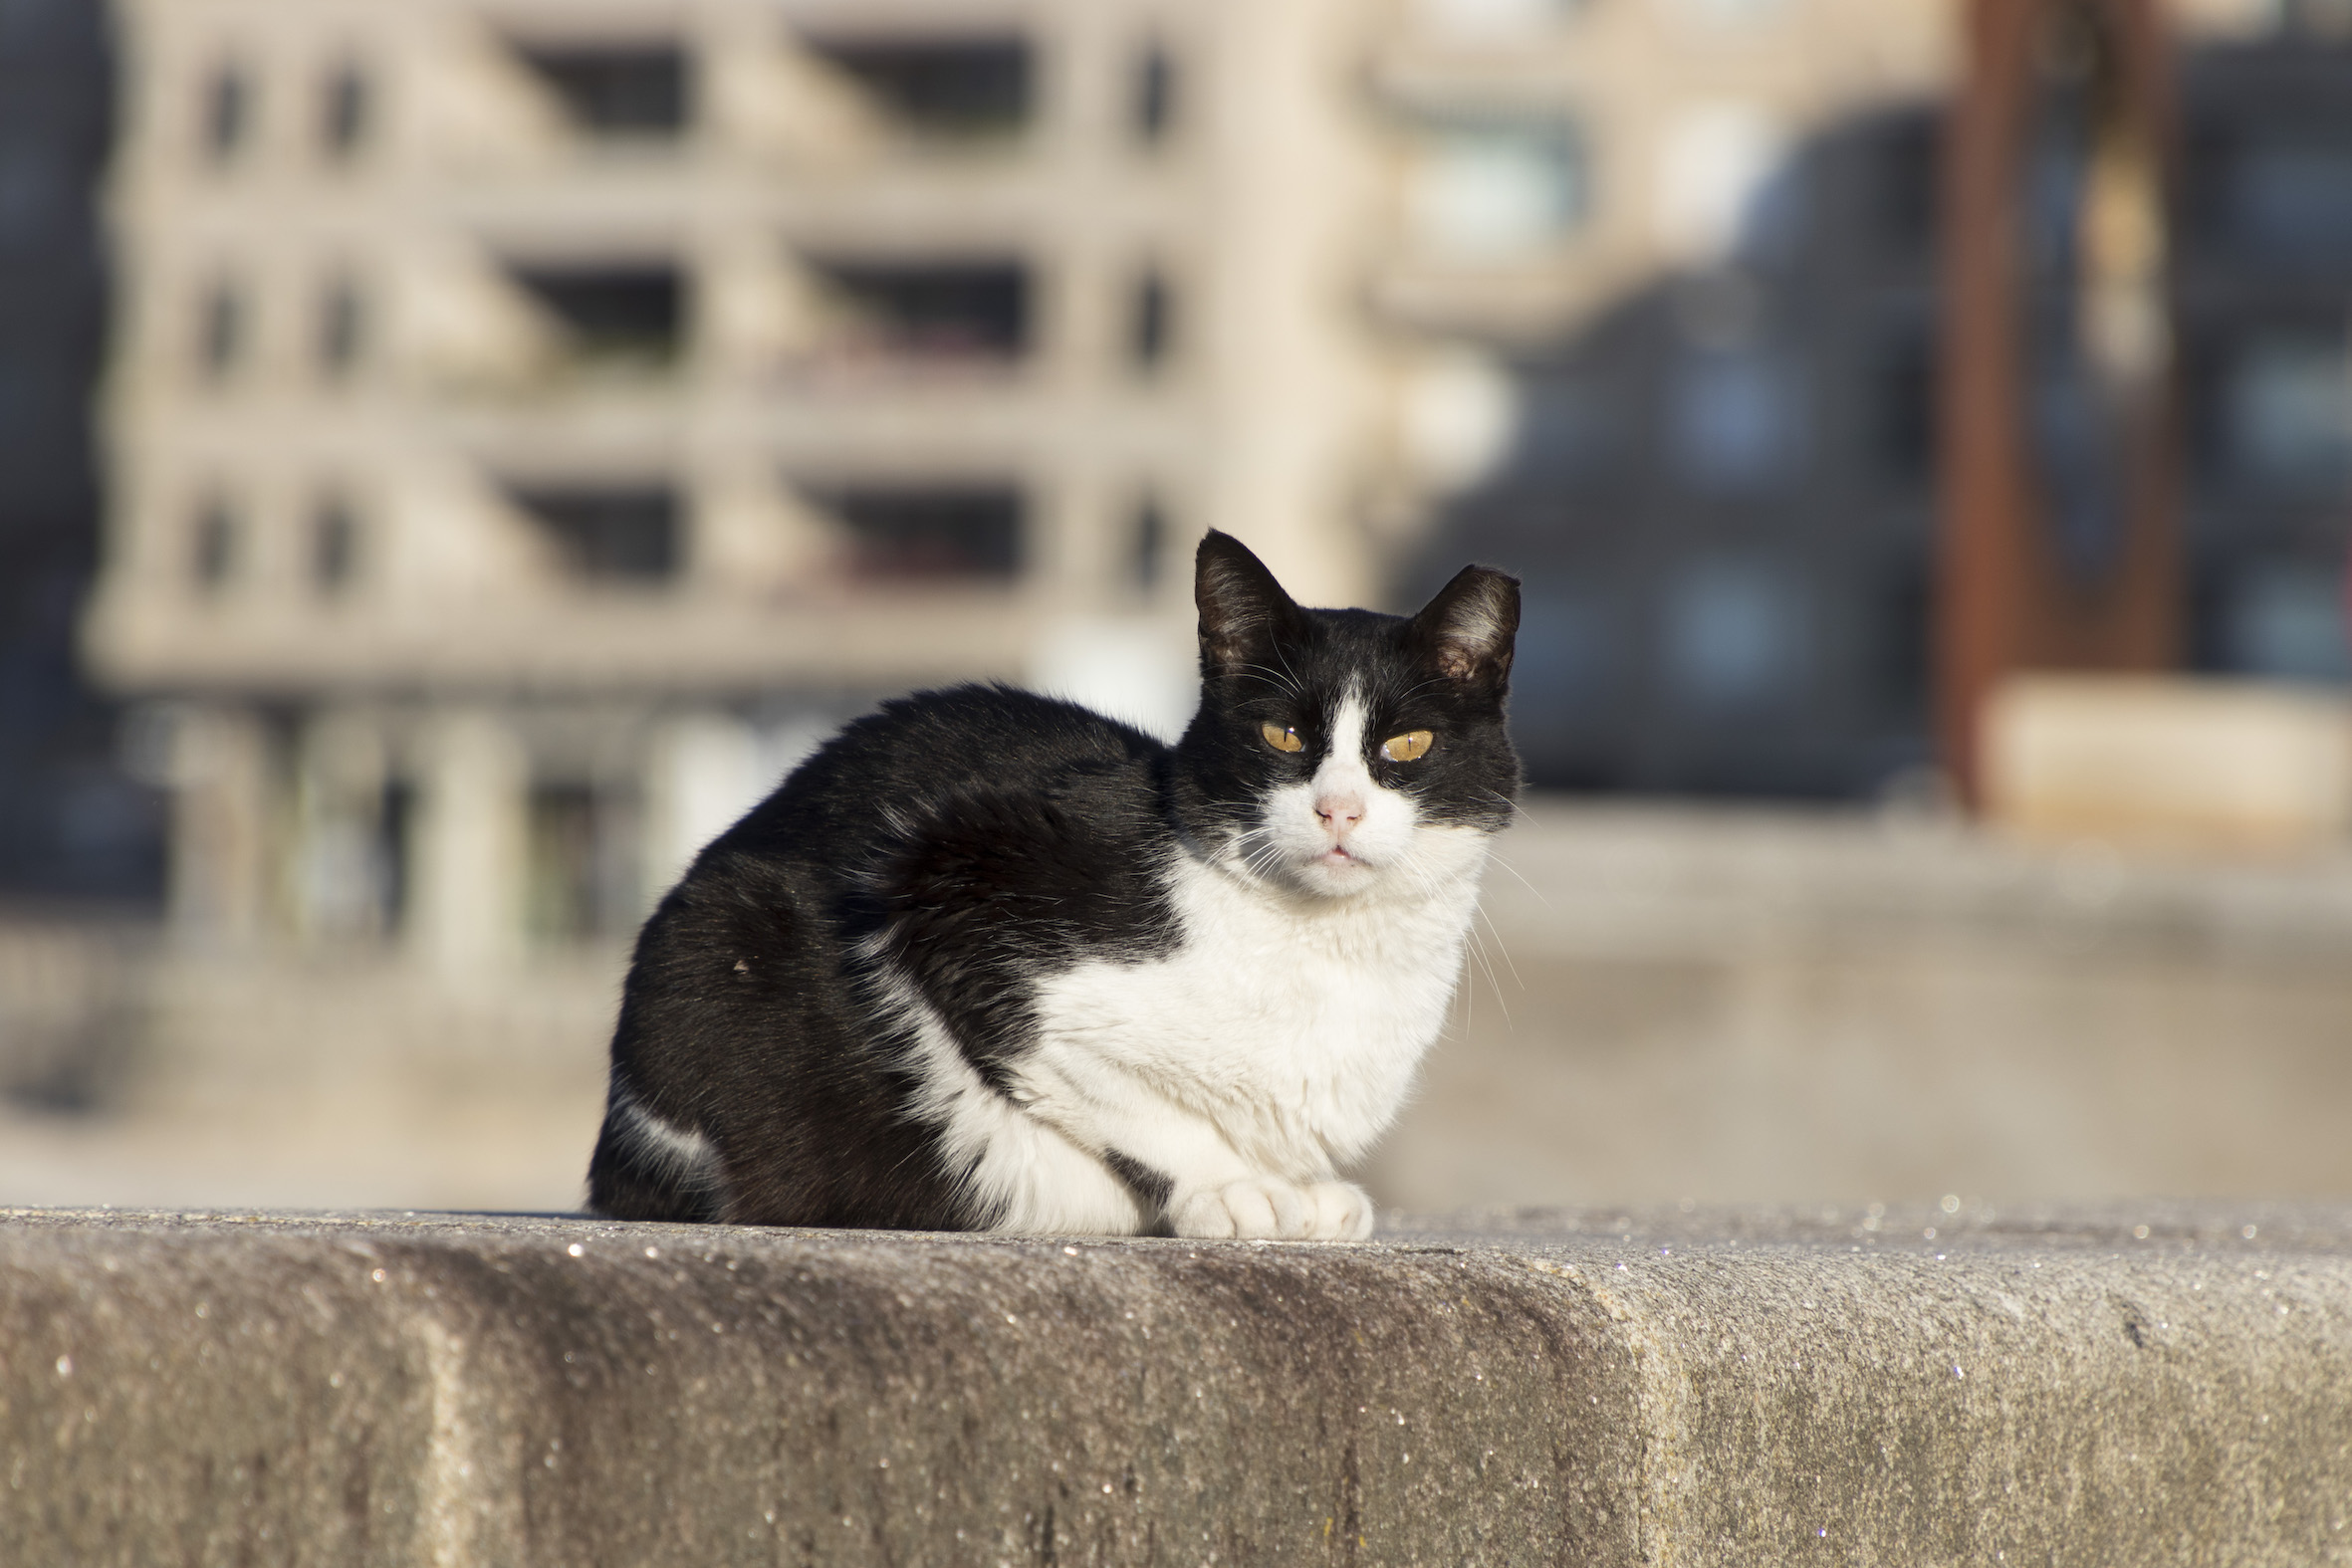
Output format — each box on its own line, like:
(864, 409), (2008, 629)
(88, 0), (1408, 965)
(1423, 0), (2352, 796)
(2178, 24), (2352, 687)
(78, 0), (2352, 965)
(0, 0), (157, 900)
(1386, 0), (1953, 795)
(80, 0), (1967, 965)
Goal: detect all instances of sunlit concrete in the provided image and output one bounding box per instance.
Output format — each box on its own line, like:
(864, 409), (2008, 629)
(6, 1203), (2350, 1566)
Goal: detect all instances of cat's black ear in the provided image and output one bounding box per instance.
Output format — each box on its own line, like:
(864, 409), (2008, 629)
(1409, 563), (1520, 695)
(1195, 531), (1303, 681)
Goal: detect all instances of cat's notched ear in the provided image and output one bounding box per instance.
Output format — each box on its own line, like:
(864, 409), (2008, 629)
(1410, 563), (1521, 694)
(1195, 531), (1303, 680)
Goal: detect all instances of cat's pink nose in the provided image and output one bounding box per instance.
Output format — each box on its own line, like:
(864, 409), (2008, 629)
(1315, 792), (1365, 835)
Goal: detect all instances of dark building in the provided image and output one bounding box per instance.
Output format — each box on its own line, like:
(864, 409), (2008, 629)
(1428, 20), (2352, 800)
(2178, 33), (2352, 691)
(0, 0), (156, 898)
(1423, 101), (1941, 798)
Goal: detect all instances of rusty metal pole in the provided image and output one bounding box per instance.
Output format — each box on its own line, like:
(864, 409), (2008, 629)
(1937, 0), (2181, 809)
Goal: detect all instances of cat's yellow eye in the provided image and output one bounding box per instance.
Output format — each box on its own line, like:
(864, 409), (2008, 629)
(1381, 730), (1434, 763)
(1261, 723), (1304, 754)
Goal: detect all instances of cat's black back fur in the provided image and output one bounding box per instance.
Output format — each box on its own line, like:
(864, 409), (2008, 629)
(589, 687), (1178, 1228)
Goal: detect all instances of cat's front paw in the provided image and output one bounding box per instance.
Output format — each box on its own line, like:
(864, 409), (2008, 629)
(1304, 1180), (1376, 1240)
(1170, 1179), (1375, 1240)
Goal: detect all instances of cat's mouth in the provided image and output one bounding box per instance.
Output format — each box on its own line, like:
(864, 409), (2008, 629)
(1307, 844), (1382, 882)
(1291, 843), (1386, 897)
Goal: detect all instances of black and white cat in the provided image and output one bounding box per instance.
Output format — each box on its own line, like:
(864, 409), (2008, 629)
(587, 531), (1521, 1238)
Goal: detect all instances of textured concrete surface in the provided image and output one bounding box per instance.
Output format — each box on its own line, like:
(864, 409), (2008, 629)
(6, 1203), (2352, 1566)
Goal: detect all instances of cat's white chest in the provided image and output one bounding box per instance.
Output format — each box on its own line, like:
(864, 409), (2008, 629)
(1025, 838), (1487, 1173)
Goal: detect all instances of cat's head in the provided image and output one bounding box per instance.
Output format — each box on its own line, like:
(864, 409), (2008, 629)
(1172, 531), (1522, 900)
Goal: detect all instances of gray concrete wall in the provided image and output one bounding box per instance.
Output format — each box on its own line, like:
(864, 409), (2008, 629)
(6, 1205), (2352, 1566)
(1368, 804), (2352, 1210)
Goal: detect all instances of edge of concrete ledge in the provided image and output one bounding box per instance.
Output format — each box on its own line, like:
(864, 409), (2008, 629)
(7, 1202), (2352, 1567)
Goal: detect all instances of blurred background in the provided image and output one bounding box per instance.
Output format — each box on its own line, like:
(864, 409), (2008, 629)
(2, 0), (2349, 1214)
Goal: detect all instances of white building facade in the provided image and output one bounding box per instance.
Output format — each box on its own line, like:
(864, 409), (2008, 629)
(93, 0), (1408, 967)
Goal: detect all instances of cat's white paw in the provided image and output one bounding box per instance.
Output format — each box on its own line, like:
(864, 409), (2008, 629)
(1170, 1179), (1375, 1240)
(1170, 1180), (1299, 1238)
(1305, 1180), (1376, 1240)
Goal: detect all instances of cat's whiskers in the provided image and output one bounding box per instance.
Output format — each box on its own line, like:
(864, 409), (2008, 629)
(1270, 641), (1309, 698)
(1230, 825), (1291, 886)
(1474, 896), (1523, 989)
(1233, 661), (1309, 702)
(1466, 907), (1519, 1031)
(1475, 787), (1531, 825)
(1485, 851), (1547, 905)
(1473, 798), (1549, 907)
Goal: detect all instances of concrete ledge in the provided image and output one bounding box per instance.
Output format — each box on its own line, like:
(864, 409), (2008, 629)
(6, 1204), (2352, 1565)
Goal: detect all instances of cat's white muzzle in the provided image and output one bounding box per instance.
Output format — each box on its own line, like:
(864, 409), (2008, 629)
(1261, 781), (1419, 898)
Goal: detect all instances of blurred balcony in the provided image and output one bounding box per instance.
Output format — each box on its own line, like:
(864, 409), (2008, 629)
(83, 575), (1041, 697)
(505, 262), (686, 374)
(802, 33), (1036, 153)
(510, 41), (690, 142)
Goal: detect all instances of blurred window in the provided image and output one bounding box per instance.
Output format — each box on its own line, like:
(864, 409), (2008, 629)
(515, 43), (688, 136)
(1134, 43), (1177, 144)
(2221, 334), (2350, 493)
(1407, 112), (1588, 260)
(317, 275), (364, 376)
(312, 497), (358, 592)
(1130, 270), (1173, 372)
(810, 38), (1031, 142)
(1131, 494), (1167, 591)
(2029, 362), (2132, 587)
(1870, 115), (1937, 255)
(1517, 375), (1617, 486)
(1512, 586), (1621, 723)
(812, 260), (1028, 365)
(376, 779), (414, 934)
(0, 144), (59, 250)
(0, 0), (67, 48)
(2222, 560), (2352, 683)
(1871, 553), (1932, 722)
(526, 782), (640, 942)
(321, 63), (369, 157)
(196, 278), (246, 379)
(1669, 347), (1805, 493)
(0, 365), (31, 461)
(813, 485), (1025, 581)
(2226, 137), (2352, 259)
(1872, 328), (1935, 484)
(511, 486), (680, 583)
(510, 264), (684, 367)
(189, 499), (238, 590)
(201, 64), (250, 161)
(1661, 557), (1808, 711)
